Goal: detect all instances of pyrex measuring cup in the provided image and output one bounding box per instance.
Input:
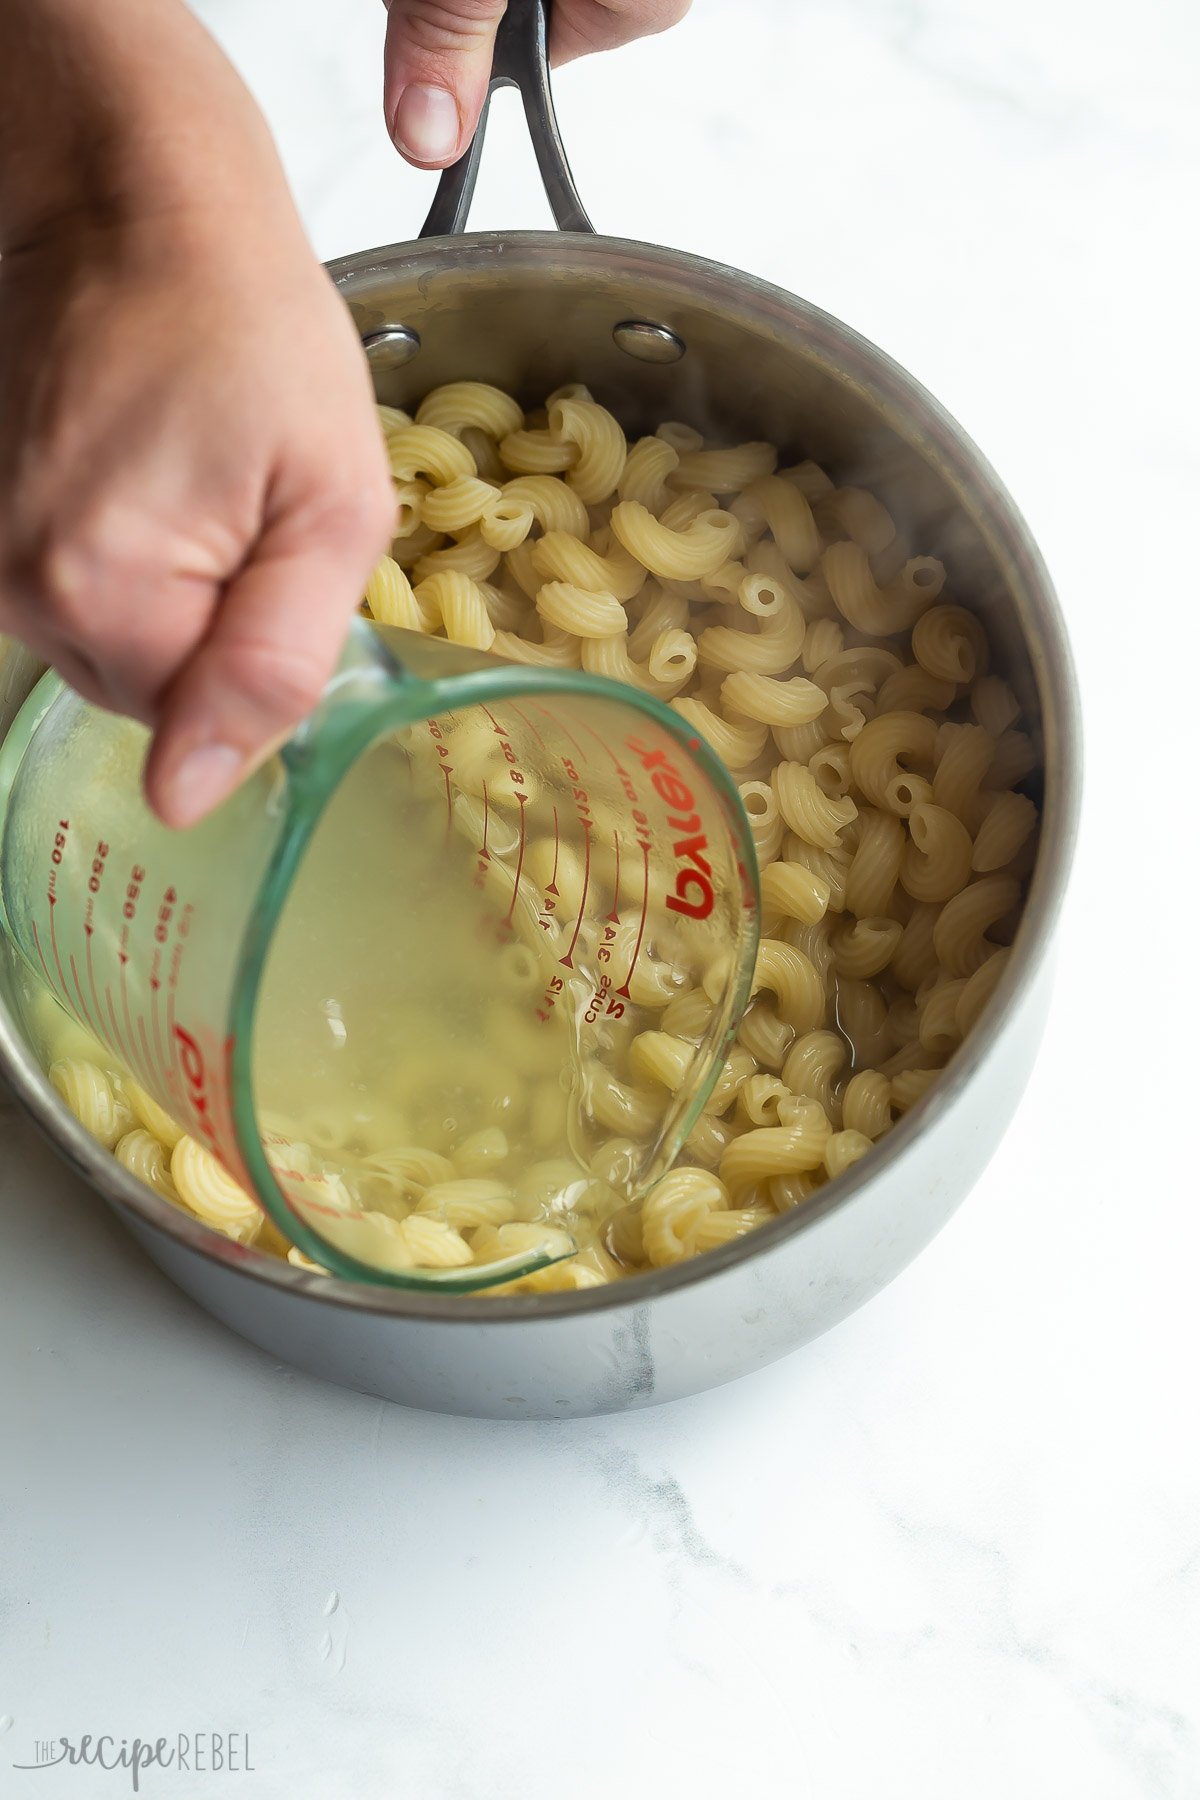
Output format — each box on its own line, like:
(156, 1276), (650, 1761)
(0, 619), (759, 1288)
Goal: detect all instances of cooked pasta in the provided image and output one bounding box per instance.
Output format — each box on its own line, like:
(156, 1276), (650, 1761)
(731, 475), (822, 572)
(773, 762), (857, 851)
(415, 380), (524, 441)
(720, 669), (827, 728)
(610, 501), (741, 581)
(30, 385), (1041, 1295)
(842, 1070), (892, 1139)
(932, 875), (1021, 977)
(669, 440), (776, 495)
(912, 604), (989, 685)
(387, 424), (477, 487)
(759, 859), (831, 926)
(125, 1078), (186, 1150)
(618, 436), (680, 512)
(171, 1138), (264, 1243)
(49, 1059), (131, 1149)
(972, 789), (1038, 872)
(115, 1128), (179, 1200)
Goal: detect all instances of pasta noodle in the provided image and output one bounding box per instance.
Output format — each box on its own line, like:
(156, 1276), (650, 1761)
(115, 1129), (179, 1200)
(932, 876), (1020, 977)
(773, 762), (857, 852)
(842, 1070), (892, 1139)
(49, 1059), (131, 1149)
(610, 501), (741, 581)
(720, 670), (827, 728)
(171, 1138), (264, 1243)
(548, 396), (627, 504)
(972, 790), (1038, 872)
(39, 384), (1041, 1294)
(618, 436), (680, 513)
(730, 475), (822, 572)
(415, 381), (524, 441)
(670, 440), (777, 494)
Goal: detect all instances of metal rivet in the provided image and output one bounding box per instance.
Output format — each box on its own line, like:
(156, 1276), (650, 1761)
(612, 321), (686, 365)
(362, 325), (422, 371)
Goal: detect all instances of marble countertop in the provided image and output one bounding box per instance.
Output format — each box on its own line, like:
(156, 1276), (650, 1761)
(2, 0), (1197, 1794)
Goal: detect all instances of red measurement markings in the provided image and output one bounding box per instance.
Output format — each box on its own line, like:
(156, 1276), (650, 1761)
(113, 862), (151, 1080)
(30, 920), (60, 1002)
(559, 756), (594, 969)
(533, 702), (588, 766)
(505, 785), (529, 928)
(536, 807), (561, 938)
(547, 807), (560, 894)
(472, 781), (491, 892)
(504, 703), (546, 752)
(425, 718), (455, 829)
(82, 832), (110, 1034)
(82, 935), (116, 1059)
(166, 991), (183, 1100)
(114, 975), (149, 1086)
(118, 949), (149, 1085)
(559, 827), (591, 969)
(617, 812), (653, 1000)
(41, 818), (71, 999)
(535, 971), (564, 1024)
(117, 942), (140, 1080)
(150, 951), (167, 1094)
(103, 985), (131, 1071)
(583, 971), (625, 1025)
(474, 709), (533, 931)
(47, 895), (69, 1002)
(68, 954), (101, 1041)
(581, 717), (635, 781)
(585, 827), (626, 989)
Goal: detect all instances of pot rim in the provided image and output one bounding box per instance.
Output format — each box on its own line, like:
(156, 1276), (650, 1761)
(0, 229), (1083, 1324)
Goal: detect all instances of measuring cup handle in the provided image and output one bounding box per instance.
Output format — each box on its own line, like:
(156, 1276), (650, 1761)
(418, 0), (594, 239)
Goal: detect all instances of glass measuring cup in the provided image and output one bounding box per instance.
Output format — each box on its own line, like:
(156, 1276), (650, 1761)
(0, 621), (759, 1289)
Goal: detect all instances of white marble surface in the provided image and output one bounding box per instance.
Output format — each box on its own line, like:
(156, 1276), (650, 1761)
(2, 0), (1198, 1794)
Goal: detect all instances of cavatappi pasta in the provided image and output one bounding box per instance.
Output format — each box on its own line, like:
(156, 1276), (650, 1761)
(33, 382), (1041, 1294)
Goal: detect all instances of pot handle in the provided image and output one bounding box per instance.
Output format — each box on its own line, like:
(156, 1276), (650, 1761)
(418, 0), (594, 238)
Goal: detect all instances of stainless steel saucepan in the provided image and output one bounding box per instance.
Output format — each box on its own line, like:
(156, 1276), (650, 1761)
(0, 0), (1081, 1417)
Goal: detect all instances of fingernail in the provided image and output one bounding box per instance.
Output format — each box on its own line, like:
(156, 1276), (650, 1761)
(391, 84), (460, 164)
(168, 744), (244, 829)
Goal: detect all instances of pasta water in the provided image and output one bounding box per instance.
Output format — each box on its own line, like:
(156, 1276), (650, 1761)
(0, 621), (759, 1288)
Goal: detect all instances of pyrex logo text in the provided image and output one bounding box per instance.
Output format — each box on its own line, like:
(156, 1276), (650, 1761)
(626, 738), (716, 920)
(173, 1022), (220, 1150)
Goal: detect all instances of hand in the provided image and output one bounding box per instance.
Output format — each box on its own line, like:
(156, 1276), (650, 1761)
(384, 0), (691, 167)
(0, 0), (396, 829)
(0, 215), (393, 830)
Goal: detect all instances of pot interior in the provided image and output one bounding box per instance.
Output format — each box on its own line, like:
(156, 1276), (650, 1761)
(336, 229), (1062, 784)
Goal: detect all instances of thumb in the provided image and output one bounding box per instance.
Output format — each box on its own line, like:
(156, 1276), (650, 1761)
(384, 0), (506, 169)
